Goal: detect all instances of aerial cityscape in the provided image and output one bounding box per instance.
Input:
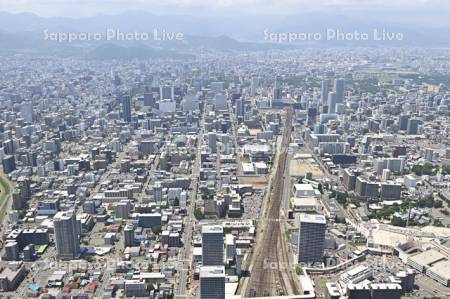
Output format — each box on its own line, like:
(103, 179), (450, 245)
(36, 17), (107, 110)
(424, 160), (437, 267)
(1, 1), (450, 299)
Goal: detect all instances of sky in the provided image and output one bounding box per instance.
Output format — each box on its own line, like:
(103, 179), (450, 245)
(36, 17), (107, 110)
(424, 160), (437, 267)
(0, 0), (449, 26)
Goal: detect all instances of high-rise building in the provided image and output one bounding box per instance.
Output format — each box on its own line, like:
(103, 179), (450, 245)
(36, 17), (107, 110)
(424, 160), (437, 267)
(298, 214), (326, 264)
(160, 85), (174, 100)
(19, 101), (34, 123)
(395, 269), (415, 293)
(380, 183), (401, 200)
(398, 115), (410, 131)
(17, 177), (31, 200)
(250, 76), (259, 96)
(225, 234), (236, 262)
(121, 94), (132, 123)
(425, 148), (434, 162)
(53, 211), (80, 260)
(406, 118), (421, 135)
(143, 92), (155, 107)
(202, 225), (224, 266)
(208, 132), (217, 154)
(4, 242), (19, 261)
(83, 200), (96, 214)
(334, 78), (345, 103)
(153, 182), (163, 202)
(181, 93), (199, 112)
(355, 177), (368, 197)
(273, 76), (282, 100)
(199, 266), (225, 299)
(370, 283), (402, 299)
(321, 79), (330, 103)
(115, 200), (132, 219)
(342, 169), (358, 191)
(2, 155), (16, 174)
(124, 224), (135, 247)
(214, 93), (227, 111)
(347, 284), (371, 299)
(236, 97), (245, 119)
(366, 182), (380, 199)
(273, 88), (282, 100)
(328, 92), (338, 113)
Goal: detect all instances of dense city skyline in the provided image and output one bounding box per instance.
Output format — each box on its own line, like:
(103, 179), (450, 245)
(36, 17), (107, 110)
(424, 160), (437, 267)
(1, 1), (450, 299)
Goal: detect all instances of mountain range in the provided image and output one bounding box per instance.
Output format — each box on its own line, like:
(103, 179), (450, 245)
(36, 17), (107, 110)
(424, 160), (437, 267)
(0, 11), (449, 58)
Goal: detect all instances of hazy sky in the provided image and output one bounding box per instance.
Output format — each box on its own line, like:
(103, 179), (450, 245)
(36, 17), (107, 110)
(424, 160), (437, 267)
(0, 0), (449, 23)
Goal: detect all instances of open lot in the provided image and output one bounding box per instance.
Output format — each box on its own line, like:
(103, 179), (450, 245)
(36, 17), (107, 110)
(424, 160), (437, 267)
(289, 157), (324, 177)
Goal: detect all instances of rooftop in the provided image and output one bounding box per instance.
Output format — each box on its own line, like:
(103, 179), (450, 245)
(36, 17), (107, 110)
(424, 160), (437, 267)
(200, 265), (225, 278)
(299, 213), (326, 225)
(428, 260), (450, 280)
(202, 224), (223, 234)
(409, 249), (447, 266)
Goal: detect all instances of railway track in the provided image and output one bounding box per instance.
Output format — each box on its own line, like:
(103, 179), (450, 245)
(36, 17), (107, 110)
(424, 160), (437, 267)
(244, 109), (299, 297)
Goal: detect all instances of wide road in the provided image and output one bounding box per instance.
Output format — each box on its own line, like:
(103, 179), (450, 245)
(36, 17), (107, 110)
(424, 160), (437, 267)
(175, 107), (206, 299)
(244, 109), (300, 297)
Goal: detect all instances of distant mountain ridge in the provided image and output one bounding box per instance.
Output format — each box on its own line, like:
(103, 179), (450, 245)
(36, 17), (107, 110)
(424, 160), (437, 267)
(0, 11), (449, 58)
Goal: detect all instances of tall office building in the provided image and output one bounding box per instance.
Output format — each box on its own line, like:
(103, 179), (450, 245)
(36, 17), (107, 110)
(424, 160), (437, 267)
(199, 266), (225, 299)
(115, 200), (132, 219)
(321, 79), (330, 103)
(121, 94), (132, 123)
(214, 93), (227, 111)
(298, 214), (326, 264)
(406, 118), (421, 135)
(328, 92), (338, 113)
(2, 155), (16, 174)
(208, 132), (217, 154)
(236, 97), (245, 119)
(273, 76), (282, 100)
(143, 92), (155, 107)
(343, 169), (358, 191)
(334, 78), (345, 103)
(124, 223), (135, 247)
(20, 101), (34, 123)
(53, 211), (80, 260)
(160, 85), (174, 100)
(4, 241), (20, 261)
(398, 114), (410, 131)
(202, 225), (224, 266)
(225, 234), (236, 262)
(17, 177), (31, 200)
(250, 76), (259, 96)
(153, 182), (163, 202)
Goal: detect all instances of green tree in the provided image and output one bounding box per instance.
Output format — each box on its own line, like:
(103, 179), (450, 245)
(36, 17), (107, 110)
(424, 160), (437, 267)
(434, 200), (443, 209)
(391, 217), (407, 227)
(422, 162), (434, 175)
(194, 208), (205, 220)
(434, 219), (444, 227)
(151, 225), (162, 234)
(412, 164), (423, 176)
(335, 192), (348, 205)
(442, 165), (450, 175)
